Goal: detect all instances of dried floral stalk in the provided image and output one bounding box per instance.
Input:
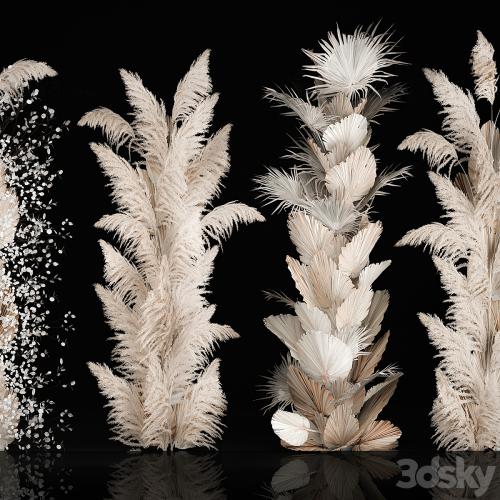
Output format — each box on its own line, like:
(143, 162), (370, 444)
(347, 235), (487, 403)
(398, 31), (500, 450)
(0, 60), (74, 451)
(258, 26), (408, 451)
(82, 50), (263, 450)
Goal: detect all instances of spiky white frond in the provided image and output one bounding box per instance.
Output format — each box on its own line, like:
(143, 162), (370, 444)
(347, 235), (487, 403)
(265, 87), (329, 131)
(256, 168), (311, 213)
(362, 83), (407, 123)
(304, 26), (400, 98)
(358, 165), (412, 208)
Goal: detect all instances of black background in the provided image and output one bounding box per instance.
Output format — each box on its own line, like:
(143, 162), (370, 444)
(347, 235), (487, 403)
(3, 7), (500, 498)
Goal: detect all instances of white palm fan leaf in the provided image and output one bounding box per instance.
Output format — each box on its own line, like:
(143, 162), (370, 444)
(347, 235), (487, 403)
(322, 113), (369, 164)
(294, 330), (353, 382)
(326, 146), (377, 200)
(271, 409), (314, 446)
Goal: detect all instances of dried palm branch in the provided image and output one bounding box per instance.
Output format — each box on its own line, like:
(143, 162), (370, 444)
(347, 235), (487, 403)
(258, 26), (407, 452)
(397, 30), (500, 450)
(82, 50), (263, 451)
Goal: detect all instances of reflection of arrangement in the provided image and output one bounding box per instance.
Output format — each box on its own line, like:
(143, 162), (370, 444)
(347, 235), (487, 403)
(0, 61), (74, 450)
(269, 453), (399, 499)
(431, 453), (500, 499)
(398, 31), (500, 450)
(106, 453), (226, 499)
(258, 26), (407, 451)
(0, 452), (72, 499)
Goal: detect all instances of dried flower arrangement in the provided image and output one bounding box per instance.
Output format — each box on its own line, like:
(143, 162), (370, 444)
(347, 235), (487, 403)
(257, 26), (409, 451)
(398, 31), (500, 450)
(81, 50), (263, 450)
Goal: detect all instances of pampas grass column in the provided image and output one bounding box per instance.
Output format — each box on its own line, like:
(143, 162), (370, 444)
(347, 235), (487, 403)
(81, 50), (263, 450)
(398, 31), (500, 450)
(257, 26), (409, 451)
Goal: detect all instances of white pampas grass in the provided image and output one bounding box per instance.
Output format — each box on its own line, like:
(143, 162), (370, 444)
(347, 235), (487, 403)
(398, 31), (500, 450)
(259, 26), (406, 452)
(471, 31), (498, 104)
(82, 50), (263, 451)
(79, 108), (135, 149)
(0, 60), (56, 104)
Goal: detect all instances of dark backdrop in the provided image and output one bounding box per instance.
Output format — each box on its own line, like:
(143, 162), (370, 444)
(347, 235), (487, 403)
(4, 9), (498, 457)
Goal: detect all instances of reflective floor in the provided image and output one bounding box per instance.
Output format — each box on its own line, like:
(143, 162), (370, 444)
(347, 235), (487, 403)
(1, 450), (499, 498)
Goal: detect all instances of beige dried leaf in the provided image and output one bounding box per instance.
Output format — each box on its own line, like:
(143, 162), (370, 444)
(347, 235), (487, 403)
(287, 365), (335, 419)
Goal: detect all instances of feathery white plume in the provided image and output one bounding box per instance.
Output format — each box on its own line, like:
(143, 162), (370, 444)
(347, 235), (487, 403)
(79, 108), (135, 149)
(470, 30), (497, 105)
(399, 130), (459, 173)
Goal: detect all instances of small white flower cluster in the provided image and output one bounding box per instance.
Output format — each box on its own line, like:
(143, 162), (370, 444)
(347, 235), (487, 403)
(0, 87), (74, 450)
